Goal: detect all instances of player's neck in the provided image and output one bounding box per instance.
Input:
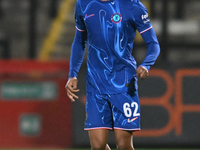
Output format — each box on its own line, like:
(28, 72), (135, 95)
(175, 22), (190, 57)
(97, 0), (115, 2)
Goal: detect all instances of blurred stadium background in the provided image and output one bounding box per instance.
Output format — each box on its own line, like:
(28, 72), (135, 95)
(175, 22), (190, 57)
(0, 0), (200, 149)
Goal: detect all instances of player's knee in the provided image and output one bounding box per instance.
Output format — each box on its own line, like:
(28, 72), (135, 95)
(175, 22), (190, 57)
(116, 145), (126, 150)
(91, 143), (107, 150)
(116, 143), (134, 150)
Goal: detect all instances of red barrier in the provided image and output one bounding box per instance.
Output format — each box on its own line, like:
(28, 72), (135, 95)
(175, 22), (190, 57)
(0, 60), (71, 148)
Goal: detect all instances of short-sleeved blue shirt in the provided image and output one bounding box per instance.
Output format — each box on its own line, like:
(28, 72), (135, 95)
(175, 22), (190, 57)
(71, 0), (159, 94)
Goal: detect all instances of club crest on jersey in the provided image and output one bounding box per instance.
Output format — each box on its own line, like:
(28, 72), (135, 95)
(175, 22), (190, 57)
(111, 13), (122, 24)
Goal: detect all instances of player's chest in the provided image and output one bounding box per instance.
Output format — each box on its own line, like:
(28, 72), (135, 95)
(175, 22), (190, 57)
(82, 2), (128, 28)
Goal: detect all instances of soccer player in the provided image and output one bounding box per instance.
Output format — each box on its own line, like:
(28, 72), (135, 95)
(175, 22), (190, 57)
(65, 0), (160, 149)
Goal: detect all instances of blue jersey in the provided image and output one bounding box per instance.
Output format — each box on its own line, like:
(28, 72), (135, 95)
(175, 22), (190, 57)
(69, 0), (160, 94)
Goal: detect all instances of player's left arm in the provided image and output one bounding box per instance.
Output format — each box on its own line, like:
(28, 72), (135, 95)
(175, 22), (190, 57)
(138, 27), (160, 79)
(132, 4), (160, 79)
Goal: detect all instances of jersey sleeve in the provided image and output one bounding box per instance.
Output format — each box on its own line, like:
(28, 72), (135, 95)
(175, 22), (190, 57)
(132, 2), (152, 34)
(139, 28), (160, 71)
(68, 1), (87, 79)
(132, 2), (160, 71)
(74, 1), (86, 32)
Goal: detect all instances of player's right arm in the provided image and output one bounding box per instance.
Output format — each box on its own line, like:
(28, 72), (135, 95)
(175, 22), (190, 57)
(66, 77), (79, 102)
(65, 1), (87, 102)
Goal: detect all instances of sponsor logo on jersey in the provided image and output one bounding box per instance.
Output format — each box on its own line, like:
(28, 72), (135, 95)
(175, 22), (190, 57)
(141, 13), (150, 23)
(141, 13), (148, 20)
(127, 117), (138, 123)
(111, 13), (122, 23)
(85, 14), (95, 19)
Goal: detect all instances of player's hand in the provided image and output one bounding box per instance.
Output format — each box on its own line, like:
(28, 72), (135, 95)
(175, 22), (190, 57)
(136, 66), (149, 79)
(65, 77), (80, 102)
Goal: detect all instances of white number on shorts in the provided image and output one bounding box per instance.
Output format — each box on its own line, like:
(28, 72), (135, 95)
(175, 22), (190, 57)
(123, 102), (140, 117)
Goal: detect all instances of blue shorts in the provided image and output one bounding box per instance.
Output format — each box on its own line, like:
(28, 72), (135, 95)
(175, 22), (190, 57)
(84, 91), (141, 131)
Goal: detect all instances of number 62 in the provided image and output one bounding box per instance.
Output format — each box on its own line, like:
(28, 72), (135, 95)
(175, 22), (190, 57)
(123, 102), (140, 117)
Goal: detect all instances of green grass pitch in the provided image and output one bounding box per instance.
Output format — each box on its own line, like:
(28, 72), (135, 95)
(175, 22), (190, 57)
(66, 149), (200, 150)
(0, 148), (200, 150)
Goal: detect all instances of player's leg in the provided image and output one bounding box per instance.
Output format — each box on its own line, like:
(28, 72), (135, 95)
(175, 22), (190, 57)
(114, 129), (134, 150)
(109, 91), (140, 150)
(85, 93), (113, 150)
(88, 129), (111, 150)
